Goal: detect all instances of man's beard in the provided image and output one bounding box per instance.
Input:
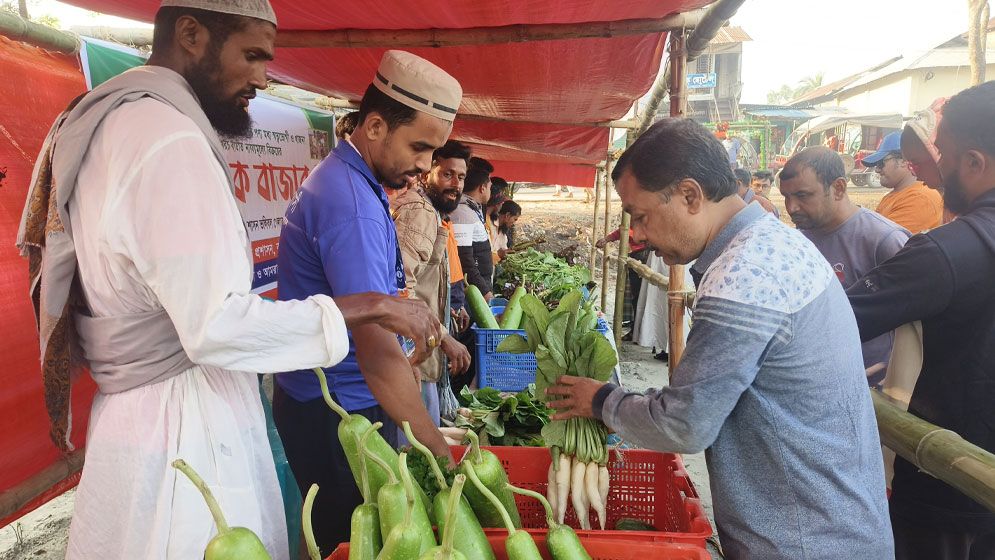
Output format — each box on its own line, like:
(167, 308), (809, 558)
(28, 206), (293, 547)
(426, 188), (460, 214)
(941, 169), (972, 215)
(187, 50), (253, 138)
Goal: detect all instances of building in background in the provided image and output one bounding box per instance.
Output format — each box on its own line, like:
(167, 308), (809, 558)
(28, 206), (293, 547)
(789, 19), (995, 117)
(686, 26), (751, 123)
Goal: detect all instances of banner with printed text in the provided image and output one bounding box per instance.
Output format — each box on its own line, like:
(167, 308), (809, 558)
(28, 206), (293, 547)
(80, 38), (335, 299)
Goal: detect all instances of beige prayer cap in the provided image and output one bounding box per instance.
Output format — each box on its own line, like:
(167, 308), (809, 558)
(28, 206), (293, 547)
(373, 50), (462, 122)
(159, 0), (277, 26)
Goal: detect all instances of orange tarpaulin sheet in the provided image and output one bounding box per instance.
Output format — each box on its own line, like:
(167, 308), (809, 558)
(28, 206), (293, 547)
(0, 36), (94, 527)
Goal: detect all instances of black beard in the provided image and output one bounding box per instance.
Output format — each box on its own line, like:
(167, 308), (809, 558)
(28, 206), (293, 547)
(187, 51), (253, 138)
(427, 188), (460, 214)
(941, 170), (972, 215)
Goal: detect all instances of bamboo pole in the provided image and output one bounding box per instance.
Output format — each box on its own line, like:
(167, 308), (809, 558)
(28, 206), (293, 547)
(70, 12), (705, 50)
(0, 10), (79, 53)
(277, 12), (706, 49)
(615, 256), (669, 289)
(613, 210), (632, 347)
(872, 391), (995, 512)
(968, 0), (990, 85)
(0, 450), (85, 520)
(600, 159), (613, 311)
(667, 32), (689, 373)
(589, 167), (604, 278)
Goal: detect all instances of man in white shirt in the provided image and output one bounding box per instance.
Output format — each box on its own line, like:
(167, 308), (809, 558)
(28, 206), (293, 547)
(17, 2), (440, 559)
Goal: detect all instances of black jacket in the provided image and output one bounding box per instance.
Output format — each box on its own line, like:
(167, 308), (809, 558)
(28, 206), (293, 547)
(848, 188), (995, 531)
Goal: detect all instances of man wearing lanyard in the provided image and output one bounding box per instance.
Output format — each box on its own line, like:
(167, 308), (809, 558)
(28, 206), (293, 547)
(273, 50), (462, 554)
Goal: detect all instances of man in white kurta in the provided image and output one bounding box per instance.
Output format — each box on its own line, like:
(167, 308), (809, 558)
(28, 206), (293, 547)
(18, 3), (441, 559)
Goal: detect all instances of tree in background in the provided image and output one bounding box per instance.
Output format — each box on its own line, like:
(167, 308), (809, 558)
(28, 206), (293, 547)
(766, 73), (825, 105)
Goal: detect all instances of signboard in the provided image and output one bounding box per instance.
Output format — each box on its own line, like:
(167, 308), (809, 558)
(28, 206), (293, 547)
(80, 38), (335, 300)
(686, 72), (717, 89)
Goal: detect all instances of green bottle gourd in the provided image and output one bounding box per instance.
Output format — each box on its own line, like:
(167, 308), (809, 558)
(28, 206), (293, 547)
(417, 474), (469, 560)
(402, 422), (495, 560)
(302, 484), (321, 560)
(464, 462), (542, 560)
(460, 431), (521, 529)
(313, 368), (433, 521)
(348, 426), (383, 560)
(171, 459), (272, 560)
(378, 452), (436, 558)
(506, 484), (591, 560)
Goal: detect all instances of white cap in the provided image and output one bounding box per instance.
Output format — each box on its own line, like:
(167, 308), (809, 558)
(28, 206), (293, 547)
(373, 50), (462, 122)
(159, 0), (277, 26)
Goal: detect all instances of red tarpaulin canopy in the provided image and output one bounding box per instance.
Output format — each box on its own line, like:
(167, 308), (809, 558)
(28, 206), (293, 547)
(58, 0), (711, 186)
(0, 0), (711, 525)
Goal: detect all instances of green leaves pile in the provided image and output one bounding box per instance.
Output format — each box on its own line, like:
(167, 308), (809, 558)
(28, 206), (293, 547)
(496, 249), (592, 304)
(454, 385), (549, 447)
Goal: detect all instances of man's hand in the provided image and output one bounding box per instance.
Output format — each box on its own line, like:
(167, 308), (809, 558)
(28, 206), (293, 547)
(595, 237), (607, 249)
(544, 375), (606, 421)
(456, 307), (470, 332)
(335, 293), (443, 364)
(440, 333), (471, 375)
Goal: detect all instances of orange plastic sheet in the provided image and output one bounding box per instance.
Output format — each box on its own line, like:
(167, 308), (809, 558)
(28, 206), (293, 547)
(0, 37), (93, 527)
(61, 0), (711, 186)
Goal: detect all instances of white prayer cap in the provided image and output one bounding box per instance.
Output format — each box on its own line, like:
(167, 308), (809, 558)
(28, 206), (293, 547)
(373, 50), (463, 122)
(159, 0), (277, 26)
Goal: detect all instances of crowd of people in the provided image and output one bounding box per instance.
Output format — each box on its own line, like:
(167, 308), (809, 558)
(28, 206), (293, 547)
(13, 1), (995, 559)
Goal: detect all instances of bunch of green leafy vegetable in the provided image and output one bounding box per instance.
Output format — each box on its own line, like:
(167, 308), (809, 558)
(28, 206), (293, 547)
(496, 289), (617, 529)
(453, 385), (550, 447)
(405, 446), (456, 501)
(496, 248), (592, 304)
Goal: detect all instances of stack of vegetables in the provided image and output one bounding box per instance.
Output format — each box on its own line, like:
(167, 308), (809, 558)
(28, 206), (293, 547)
(452, 385), (549, 447)
(466, 285), (526, 330)
(496, 290), (618, 529)
(495, 248), (592, 305)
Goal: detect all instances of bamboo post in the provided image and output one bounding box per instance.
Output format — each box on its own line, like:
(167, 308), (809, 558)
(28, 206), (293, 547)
(589, 167), (603, 278)
(969, 0), (990, 85)
(0, 10), (79, 53)
(612, 130), (637, 346)
(600, 159), (613, 311)
(613, 211), (632, 347)
(667, 31), (689, 374)
(872, 391), (995, 512)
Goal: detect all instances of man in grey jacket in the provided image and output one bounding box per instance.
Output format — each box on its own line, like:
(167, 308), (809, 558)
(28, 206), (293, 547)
(547, 118), (893, 559)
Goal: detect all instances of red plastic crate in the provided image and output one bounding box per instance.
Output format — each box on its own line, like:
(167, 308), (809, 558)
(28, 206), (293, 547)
(450, 445), (713, 548)
(328, 535), (711, 560)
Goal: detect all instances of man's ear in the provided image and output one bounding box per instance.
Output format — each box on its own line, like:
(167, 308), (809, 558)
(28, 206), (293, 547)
(832, 177), (848, 200)
(963, 149), (987, 180)
(362, 112), (387, 142)
(174, 15), (209, 61)
(676, 178), (705, 214)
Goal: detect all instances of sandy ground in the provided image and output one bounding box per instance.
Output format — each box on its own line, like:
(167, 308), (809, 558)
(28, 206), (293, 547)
(0, 184), (888, 560)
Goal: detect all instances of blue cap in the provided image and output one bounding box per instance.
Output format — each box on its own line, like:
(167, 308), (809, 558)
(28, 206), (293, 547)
(861, 132), (903, 166)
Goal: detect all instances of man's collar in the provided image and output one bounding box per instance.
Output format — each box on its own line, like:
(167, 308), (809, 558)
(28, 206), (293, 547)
(691, 202), (766, 279)
(334, 140), (378, 186)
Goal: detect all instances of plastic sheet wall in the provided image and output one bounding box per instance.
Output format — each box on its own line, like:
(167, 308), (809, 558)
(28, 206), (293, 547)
(0, 36), (93, 527)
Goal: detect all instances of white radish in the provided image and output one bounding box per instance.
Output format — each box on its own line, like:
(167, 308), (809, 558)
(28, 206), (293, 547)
(586, 462), (605, 531)
(570, 457), (590, 530)
(598, 464), (610, 529)
(546, 461), (558, 523)
(556, 453), (571, 524)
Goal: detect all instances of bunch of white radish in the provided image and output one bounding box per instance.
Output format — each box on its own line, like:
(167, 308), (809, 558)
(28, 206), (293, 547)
(544, 417), (610, 530)
(496, 289), (618, 531)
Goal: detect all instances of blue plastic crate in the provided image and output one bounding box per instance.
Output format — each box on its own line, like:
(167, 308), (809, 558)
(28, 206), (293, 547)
(473, 315), (610, 392)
